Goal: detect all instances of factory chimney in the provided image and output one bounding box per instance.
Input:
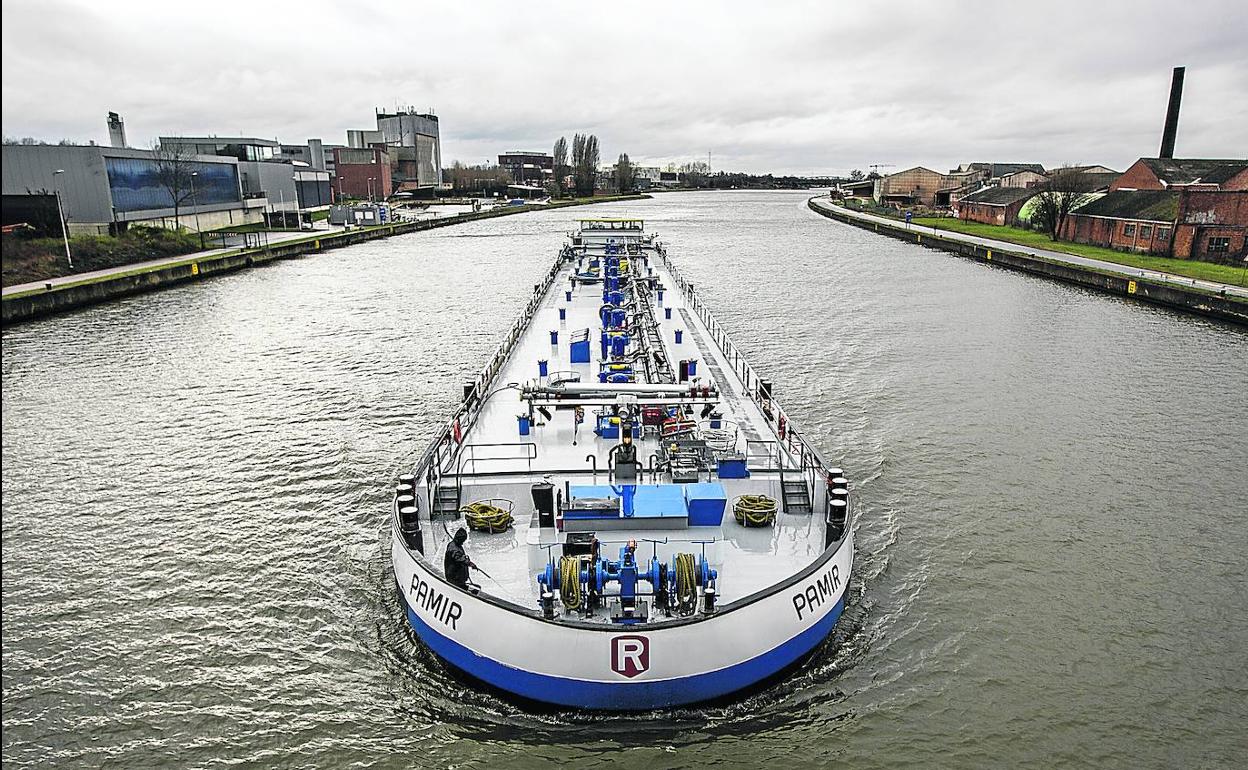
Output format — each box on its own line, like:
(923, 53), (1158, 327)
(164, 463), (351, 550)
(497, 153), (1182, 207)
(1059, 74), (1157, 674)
(107, 112), (127, 148)
(1158, 66), (1184, 159)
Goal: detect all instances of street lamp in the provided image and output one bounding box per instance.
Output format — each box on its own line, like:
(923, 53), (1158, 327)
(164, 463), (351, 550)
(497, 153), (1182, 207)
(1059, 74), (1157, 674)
(190, 171), (203, 248)
(277, 188), (286, 230)
(291, 175), (301, 229)
(52, 169), (74, 270)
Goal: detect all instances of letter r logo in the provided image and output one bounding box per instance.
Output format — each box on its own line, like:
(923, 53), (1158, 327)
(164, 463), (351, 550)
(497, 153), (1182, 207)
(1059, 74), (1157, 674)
(611, 635), (649, 678)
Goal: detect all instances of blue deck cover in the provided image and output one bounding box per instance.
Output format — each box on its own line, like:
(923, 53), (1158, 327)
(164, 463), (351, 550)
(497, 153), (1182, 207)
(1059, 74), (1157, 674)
(569, 484), (688, 521)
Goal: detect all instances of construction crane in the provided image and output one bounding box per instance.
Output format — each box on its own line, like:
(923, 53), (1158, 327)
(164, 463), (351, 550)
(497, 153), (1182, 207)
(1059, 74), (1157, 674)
(868, 163), (894, 174)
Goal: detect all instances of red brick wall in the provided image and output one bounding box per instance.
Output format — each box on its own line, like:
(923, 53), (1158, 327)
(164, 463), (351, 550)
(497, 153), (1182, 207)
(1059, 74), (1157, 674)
(335, 161), (392, 200)
(1110, 160), (1162, 191)
(959, 202), (1006, 226)
(1061, 214), (1174, 255)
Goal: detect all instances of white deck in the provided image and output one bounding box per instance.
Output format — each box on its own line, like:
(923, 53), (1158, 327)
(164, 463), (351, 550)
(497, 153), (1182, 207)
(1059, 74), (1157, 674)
(413, 231), (833, 617)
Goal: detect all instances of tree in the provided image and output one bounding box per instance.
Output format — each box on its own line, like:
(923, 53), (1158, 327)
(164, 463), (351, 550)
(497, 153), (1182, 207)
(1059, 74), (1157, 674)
(679, 160), (711, 188)
(571, 134), (599, 197)
(445, 160), (511, 194)
(552, 136), (569, 197)
(1031, 166), (1096, 241)
(150, 139), (197, 231)
(849, 169), (865, 181)
(615, 153), (635, 193)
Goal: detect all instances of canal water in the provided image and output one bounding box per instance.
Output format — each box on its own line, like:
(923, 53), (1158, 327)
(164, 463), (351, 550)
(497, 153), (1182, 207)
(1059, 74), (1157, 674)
(3, 191), (1245, 768)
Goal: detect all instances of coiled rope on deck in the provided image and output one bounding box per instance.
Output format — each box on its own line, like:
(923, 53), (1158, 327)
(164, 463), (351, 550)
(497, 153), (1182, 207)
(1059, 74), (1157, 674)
(460, 500), (514, 533)
(673, 552), (698, 615)
(559, 556), (583, 610)
(733, 494), (778, 527)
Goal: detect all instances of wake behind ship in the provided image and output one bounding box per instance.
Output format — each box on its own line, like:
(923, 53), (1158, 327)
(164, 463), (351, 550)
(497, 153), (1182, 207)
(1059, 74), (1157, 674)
(391, 218), (855, 710)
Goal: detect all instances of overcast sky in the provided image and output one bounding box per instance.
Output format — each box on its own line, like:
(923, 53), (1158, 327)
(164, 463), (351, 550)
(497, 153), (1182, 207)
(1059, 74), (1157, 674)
(2, 0), (1245, 175)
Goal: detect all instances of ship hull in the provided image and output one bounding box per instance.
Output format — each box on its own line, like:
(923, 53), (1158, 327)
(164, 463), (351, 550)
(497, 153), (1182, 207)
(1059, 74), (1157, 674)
(392, 528), (853, 710)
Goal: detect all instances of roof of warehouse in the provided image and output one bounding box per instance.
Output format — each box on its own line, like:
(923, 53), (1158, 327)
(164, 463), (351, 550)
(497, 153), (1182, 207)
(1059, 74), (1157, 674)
(1072, 190), (1180, 221)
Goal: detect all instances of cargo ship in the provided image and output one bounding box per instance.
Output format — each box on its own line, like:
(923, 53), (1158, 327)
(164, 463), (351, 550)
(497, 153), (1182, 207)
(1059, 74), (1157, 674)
(391, 218), (854, 710)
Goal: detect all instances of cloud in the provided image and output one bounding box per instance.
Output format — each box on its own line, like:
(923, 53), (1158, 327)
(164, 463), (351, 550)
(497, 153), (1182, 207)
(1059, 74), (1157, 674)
(2, 0), (1245, 174)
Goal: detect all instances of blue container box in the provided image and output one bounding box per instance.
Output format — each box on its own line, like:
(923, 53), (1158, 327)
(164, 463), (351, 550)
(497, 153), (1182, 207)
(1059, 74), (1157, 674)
(570, 338), (591, 363)
(518, 415), (531, 436)
(716, 458), (749, 479)
(684, 483), (728, 526)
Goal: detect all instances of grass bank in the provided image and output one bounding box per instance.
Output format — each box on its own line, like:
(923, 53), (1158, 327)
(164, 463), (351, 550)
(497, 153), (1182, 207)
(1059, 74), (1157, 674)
(912, 218), (1247, 286)
(2, 226), (203, 287)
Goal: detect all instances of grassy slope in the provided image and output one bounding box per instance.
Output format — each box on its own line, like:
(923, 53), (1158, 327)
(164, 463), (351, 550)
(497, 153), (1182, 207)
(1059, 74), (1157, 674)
(912, 217), (1247, 286)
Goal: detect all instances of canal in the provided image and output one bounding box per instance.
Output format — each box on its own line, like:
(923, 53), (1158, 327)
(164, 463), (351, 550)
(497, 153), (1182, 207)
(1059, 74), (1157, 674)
(3, 190), (1245, 768)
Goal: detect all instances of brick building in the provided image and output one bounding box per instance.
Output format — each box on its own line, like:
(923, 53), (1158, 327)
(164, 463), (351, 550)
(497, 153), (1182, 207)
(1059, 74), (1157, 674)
(1111, 158), (1248, 192)
(873, 167), (960, 207)
(1061, 188), (1248, 260)
(957, 187), (1038, 226)
(333, 146), (392, 200)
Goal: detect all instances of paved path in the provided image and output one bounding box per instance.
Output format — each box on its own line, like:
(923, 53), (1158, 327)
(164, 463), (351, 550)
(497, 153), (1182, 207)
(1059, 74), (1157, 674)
(3, 226), (345, 296)
(810, 198), (1248, 299)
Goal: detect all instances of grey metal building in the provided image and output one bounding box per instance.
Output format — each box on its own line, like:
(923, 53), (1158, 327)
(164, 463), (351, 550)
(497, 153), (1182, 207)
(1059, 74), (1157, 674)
(1, 143), (265, 235)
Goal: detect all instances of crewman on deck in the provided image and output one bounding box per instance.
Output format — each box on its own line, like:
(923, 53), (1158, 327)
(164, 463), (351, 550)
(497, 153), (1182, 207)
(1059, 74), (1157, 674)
(444, 527), (477, 590)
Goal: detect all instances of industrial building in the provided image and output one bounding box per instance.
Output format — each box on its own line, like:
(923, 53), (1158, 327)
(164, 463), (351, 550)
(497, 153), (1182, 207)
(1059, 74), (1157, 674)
(375, 109), (442, 190)
(159, 136), (332, 226)
(333, 146), (393, 200)
(498, 152), (553, 186)
(1, 142), (265, 235)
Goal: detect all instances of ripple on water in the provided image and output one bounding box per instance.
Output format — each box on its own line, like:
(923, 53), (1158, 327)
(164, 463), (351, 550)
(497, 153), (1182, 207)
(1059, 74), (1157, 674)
(3, 191), (1246, 769)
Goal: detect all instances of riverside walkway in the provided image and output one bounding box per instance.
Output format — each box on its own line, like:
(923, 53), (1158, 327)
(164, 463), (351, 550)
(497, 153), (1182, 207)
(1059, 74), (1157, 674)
(2, 226), (345, 297)
(810, 197), (1248, 300)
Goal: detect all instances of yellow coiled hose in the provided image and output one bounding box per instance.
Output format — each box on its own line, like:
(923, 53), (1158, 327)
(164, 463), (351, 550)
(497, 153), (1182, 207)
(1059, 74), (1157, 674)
(733, 494), (778, 527)
(461, 501), (514, 533)
(673, 552), (698, 615)
(559, 556), (583, 609)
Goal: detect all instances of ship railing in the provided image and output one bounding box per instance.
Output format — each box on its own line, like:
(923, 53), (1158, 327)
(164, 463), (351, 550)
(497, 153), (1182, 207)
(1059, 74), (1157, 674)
(456, 442), (537, 477)
(656, 249), (836, 506)
(409, 247), (570, 512)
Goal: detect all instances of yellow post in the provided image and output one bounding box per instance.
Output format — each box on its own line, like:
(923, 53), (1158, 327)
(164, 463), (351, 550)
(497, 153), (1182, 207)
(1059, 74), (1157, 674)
(191, 263), (199, 275)
(987, 250), (992, 261)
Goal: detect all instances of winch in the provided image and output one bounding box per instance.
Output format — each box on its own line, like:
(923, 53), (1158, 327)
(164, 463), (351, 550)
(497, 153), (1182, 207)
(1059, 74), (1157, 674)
(538, 539), (718, 622)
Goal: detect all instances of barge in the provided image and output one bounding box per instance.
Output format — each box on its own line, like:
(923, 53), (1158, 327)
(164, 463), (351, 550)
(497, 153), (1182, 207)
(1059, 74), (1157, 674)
(391, 218), (855, 710)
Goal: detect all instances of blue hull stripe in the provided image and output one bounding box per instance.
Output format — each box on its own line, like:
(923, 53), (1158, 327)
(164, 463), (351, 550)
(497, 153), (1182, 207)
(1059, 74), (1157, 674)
(399, 588), (845, 709)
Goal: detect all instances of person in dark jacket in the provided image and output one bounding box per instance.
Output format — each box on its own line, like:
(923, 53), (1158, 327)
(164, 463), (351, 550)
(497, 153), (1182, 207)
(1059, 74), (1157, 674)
(444, 527), (476, 589)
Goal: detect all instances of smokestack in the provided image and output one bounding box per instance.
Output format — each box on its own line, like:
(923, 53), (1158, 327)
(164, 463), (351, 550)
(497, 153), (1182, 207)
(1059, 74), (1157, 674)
(1159, 66), (1184, 159)
(107, 111), (127, 148)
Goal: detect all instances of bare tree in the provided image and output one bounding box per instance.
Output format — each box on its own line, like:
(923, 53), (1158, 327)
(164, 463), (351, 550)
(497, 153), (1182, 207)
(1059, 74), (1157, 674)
(1031, 166), (1096, 240)
(679, 160), (711, 188)
(582, 135), (600, 196)
(849, 169), (865, 181)
(615, 153), (635, 193)
(571, 134), (600, 197)
(446, 160), (511, 193)
(151, 139), (197, 231)
(552, 137), (568, 197)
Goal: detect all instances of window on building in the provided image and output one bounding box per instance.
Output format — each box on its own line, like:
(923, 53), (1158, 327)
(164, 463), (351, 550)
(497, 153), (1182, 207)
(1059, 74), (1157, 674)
(1207, 237), (1231, 254)
(1139, 224), (1153, 239)
(1157, 227), (1171, 241)
(1123, 223), (1136, 237)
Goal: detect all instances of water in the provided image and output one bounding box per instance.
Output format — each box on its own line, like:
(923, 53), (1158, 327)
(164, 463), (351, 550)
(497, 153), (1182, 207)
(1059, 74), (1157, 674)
(3, 191), (1246, 769)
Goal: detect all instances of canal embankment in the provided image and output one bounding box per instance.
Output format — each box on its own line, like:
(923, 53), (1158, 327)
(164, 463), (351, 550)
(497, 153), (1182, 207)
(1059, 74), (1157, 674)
(808, 198), (1248, 326)
(1, 194), (648, 325)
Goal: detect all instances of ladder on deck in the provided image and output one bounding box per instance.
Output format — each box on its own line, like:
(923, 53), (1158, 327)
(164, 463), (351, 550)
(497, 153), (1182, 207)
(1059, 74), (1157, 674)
(432, 480), (461, 518)
(780, 476), (813, 514)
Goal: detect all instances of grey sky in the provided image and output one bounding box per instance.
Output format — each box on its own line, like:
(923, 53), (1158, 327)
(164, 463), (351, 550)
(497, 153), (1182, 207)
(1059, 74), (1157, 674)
(3, 0), (1245, 175)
